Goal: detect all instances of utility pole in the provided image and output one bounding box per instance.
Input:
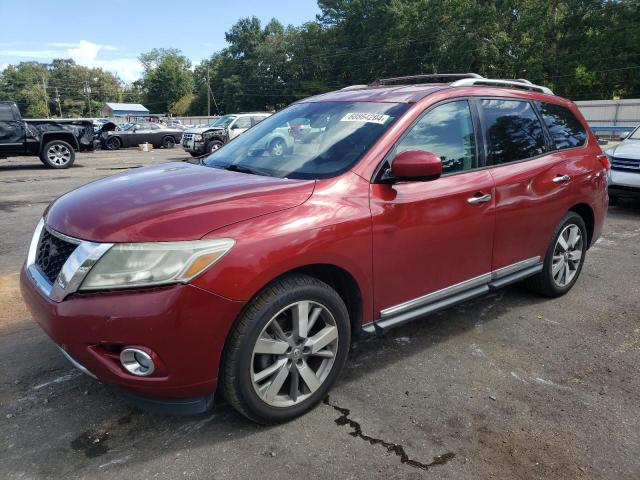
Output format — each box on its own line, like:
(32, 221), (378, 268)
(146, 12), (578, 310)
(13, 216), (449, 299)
(41, 76), (50, 118)
(208, 83), (219, 115)
(206, 68), (211, 116)
(84, 80), (92, 117)
(54, 87), (62, 117)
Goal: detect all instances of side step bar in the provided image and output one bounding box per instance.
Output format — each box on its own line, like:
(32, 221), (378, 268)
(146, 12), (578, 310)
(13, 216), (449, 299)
(362, 262), (542, 336)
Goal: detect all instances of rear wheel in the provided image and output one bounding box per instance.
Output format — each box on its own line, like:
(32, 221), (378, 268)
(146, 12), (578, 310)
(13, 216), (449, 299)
(40, 140), (75, 169)
(525, 212), (587, 297)
(221, 274), (350, 424)
(269, 138), (286, 157)
(105, 137), (121, 150)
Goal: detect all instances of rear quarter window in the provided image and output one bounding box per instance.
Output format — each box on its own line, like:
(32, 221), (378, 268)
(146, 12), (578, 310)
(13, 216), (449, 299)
(534, 101), (587, 150)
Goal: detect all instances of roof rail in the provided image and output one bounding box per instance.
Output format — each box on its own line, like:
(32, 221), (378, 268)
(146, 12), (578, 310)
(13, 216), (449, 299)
(340, 84), (369, 91)
(450, 78), (554, 95)
(370, 73), (482, 86)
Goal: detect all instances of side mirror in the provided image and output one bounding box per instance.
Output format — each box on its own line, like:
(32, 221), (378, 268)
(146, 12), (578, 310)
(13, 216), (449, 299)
(389, 150), (442, 181)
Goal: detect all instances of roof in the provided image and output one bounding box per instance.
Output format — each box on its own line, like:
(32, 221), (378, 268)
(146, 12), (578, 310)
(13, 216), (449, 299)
(104, 103), (149, 113)
(303, 85), (446, 104)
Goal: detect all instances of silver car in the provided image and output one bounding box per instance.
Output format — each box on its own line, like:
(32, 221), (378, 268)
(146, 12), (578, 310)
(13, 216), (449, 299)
(605, 125), (640, 203)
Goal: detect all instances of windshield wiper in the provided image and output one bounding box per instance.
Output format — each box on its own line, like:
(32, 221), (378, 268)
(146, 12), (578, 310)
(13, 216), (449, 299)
(225, 163), (271, 177)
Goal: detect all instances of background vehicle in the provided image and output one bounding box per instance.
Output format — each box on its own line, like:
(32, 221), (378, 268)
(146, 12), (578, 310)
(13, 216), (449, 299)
(164, 119), (184, 129)
(21, 74), (607, 423)
(0, 100), (94, 168)
(182, 112), (270, 156)
(605, 124), (640, 203)
(101, 121), (183, 150)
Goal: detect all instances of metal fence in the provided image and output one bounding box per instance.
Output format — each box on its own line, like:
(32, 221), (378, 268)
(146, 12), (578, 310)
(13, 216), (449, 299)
(575, 99), (639, 136)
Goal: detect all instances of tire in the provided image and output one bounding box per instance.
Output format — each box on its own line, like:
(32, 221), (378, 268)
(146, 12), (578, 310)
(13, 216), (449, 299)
(162, 136), (176, 149)
(189, 151), (201, 157)
(40, 140), (75, 169)
(221, 274), (351, 424)
(105, 137), (121, 150)
(269, 138), (286, 157)
(206, 140), (224, 153)
(525, 211), (587, 297)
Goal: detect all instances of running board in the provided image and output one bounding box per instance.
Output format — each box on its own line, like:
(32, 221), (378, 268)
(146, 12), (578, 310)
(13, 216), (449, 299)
(362, 260), (542, 336)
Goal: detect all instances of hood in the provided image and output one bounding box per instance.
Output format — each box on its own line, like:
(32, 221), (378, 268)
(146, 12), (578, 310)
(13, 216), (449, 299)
(184, 126), (225, 135)
(45, 162), (315, 242)
(606, 140), (640, 159)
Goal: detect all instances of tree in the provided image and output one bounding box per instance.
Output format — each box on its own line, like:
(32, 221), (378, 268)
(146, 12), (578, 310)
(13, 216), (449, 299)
(139, 48), (194, 113)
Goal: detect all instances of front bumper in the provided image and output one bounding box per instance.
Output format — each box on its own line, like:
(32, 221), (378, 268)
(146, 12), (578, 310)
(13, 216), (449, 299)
(20, 267), (245, 403)
(181, 137), (206, 154)
(608, 168), (640, 198)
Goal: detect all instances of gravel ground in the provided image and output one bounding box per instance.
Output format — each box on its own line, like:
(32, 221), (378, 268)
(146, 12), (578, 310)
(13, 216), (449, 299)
(0, 148), (639, 480)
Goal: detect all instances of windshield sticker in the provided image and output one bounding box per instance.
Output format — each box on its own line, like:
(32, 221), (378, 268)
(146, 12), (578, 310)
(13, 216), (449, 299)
(340, 112), (390, 124)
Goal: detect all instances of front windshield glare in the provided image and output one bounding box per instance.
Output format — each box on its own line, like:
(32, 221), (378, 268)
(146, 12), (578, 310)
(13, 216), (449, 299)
(210, 115), (236, 128)
(202, 101), (409, 179)
(630, 127), (640, 140)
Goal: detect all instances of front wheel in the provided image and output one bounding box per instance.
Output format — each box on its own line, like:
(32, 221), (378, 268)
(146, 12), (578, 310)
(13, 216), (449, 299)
(206, 140), (224, 153)
(525, 212), (587, 297)
(221, 274), (350, 424)
(105, 137), (121, 150)
(269, 138), (286, 157)
(40, 140), (75, 169)
(162, 136), (176, 149)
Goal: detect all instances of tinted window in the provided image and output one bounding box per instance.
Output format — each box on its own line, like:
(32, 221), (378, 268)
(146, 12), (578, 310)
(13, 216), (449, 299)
(481, 99), (545, 164)
(0, 104), (14, 121)
(233, 117), (252, 129)
(394, 100), (476, 174)
(535, 101), (586, 149)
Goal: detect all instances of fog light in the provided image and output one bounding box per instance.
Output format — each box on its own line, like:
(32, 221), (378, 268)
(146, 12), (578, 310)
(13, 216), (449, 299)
(120, 348), (155, 376)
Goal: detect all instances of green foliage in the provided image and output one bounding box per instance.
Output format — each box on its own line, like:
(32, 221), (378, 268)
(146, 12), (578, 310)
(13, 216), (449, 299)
(139, 49), (194, 113)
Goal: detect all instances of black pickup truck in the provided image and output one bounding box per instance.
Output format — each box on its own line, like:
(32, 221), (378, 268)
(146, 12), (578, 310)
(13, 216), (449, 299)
(0, 101), (95, 168)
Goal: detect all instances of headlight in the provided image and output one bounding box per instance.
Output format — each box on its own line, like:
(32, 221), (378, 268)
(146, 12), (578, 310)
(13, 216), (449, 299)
(194, 134), (203, 141)
(80, 239), (234, 290)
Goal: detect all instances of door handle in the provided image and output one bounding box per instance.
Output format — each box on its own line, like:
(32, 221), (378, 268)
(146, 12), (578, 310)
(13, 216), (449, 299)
(552, 174), (571, 184)
(467, 193), (492, 204)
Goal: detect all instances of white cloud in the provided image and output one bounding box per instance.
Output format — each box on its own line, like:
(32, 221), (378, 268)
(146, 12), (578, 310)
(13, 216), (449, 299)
(0, 40), (141, 82)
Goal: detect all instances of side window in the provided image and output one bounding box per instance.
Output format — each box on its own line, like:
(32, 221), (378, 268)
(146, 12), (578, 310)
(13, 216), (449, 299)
(0, 104), (15, 121)
(394, 100), (477, 174)
(534, 101), (587, 150)
(251, 115), (267, 126)
(149, 123), (160, 130)
(233, 116), (252, 129)
(481, 99), (545, 165)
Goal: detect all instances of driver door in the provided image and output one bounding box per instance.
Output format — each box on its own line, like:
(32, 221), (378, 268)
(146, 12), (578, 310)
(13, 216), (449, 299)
(229, 116), (252, 140)
(370, 99), (495, 318)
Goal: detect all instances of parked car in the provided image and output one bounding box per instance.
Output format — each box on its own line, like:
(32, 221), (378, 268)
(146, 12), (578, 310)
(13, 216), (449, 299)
(182, 112), (271, 156)
(605, 125), (640, 203)
(21, 74), (608, 423)
(0, 100), (94, 168)
(164, 119), (184, 129)
(100, 122), (183, 150)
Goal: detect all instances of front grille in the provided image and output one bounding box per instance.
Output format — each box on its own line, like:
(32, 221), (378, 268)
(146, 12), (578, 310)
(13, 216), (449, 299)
(611, 157), (640, 170)
(182, 133), (194, 141)
(35, 229), (78, 283)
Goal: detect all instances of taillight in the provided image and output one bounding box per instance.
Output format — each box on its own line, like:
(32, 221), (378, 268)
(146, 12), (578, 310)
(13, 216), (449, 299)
(597, 154), (610, 171)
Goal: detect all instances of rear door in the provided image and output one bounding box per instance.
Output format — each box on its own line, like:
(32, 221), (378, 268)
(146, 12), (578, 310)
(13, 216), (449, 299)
(479, 98), (576, 271)
(0, 103), (25, 154)
(370, 99), (495, 317)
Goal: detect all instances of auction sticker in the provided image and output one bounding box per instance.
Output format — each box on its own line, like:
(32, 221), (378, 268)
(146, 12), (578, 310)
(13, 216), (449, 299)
(340, 112), (390, 124)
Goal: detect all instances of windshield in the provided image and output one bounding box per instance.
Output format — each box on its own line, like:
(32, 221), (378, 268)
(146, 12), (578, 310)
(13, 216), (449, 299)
(202, 101), (409, 179)
(629, 126), (640, 140)
(208, 115), (236, 128)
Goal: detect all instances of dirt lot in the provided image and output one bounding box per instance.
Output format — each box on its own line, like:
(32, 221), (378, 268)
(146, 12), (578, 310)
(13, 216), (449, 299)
(1, 148), (639, 479)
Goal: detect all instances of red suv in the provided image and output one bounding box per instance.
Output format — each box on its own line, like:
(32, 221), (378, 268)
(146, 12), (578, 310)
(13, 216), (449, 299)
(21, 74), (608, 423)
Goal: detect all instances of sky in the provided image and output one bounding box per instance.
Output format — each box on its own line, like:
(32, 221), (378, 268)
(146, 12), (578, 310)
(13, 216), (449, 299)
(0, 0), (320, 82)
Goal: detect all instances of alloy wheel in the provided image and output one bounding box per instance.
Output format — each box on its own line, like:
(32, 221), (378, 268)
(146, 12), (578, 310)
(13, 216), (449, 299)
(551, 224), (583, 287)
(47, 144), (71, 166)
(251, 300), (339, 407)
(270, 139), (285, 156)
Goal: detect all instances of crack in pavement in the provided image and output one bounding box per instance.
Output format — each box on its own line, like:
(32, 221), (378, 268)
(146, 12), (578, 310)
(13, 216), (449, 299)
(323, 396), (455, 471)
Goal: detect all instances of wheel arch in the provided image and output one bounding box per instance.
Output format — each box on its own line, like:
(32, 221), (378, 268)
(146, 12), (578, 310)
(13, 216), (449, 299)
(569, 203), (595, 247)
(41, 132), (78, 150)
